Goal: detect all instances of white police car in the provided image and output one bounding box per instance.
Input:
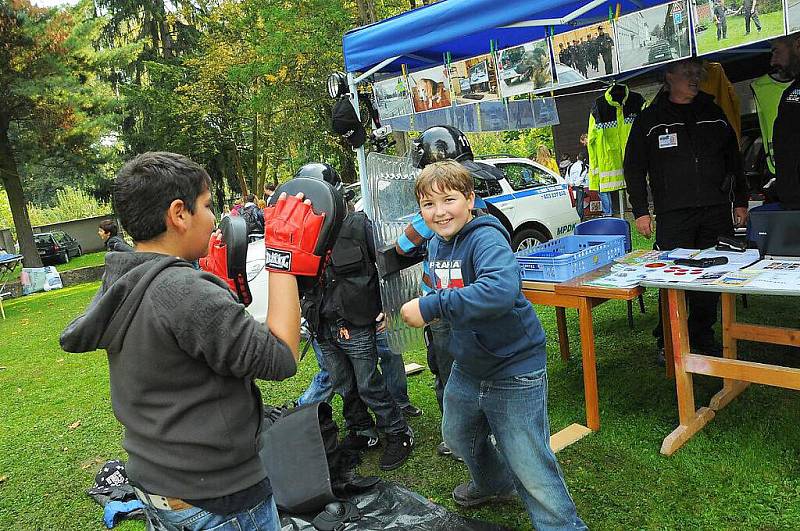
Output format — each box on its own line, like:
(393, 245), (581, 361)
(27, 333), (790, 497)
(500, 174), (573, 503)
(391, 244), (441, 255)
(476, 156), (579, 251)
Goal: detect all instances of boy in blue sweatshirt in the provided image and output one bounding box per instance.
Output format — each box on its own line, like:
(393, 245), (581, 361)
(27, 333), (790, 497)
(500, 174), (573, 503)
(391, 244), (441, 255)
(401, 160), (585, 530)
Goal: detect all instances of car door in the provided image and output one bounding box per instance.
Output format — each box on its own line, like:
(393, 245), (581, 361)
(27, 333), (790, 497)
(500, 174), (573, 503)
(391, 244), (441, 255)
(472, 173), (505, 210)
(491, 162), (554, 227)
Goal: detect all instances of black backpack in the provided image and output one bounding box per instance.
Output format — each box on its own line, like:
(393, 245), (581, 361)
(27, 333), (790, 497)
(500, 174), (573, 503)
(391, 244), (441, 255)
(240, 204), (264, 235)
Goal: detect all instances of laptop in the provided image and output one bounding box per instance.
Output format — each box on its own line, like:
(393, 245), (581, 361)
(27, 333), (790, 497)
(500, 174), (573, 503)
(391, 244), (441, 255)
(749, 209), (800, 257)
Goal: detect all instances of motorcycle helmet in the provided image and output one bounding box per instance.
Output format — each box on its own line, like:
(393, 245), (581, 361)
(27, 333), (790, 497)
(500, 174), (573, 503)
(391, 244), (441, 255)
(294, 162), (354, 201)
(410, 125), (473, 169)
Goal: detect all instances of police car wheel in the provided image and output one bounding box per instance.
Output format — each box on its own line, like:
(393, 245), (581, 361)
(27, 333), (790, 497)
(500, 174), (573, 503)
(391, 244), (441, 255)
(512, 229), (548, 253)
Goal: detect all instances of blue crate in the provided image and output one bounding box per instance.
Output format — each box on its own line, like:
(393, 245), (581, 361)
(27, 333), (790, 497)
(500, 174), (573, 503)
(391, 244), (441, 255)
(515, 235), (626, 282)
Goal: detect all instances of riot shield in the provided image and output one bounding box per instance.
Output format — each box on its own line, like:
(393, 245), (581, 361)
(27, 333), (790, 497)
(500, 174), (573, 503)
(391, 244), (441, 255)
(366, 152), (425, 355)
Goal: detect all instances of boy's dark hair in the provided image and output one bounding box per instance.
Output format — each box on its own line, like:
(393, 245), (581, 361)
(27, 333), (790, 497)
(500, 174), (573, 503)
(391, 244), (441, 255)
(98, 219), (118, 236)
(245, 193), (256, 203)
(415, 160), (474, 202)
(113, 152), (211, 242)
(264, 184), (275, 193)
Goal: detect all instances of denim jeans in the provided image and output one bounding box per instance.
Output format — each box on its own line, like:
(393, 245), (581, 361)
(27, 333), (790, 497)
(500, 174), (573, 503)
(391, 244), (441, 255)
(318, 320), (409, 437)
(298, 330), (412, 409)
(296, 339), (331, 407)
(427, 319), (454, 414)
(573, 187), (587, 221)
(140, 495), (280, 531)
(442, 364), (586, 530)
(598, 191), (613, 216)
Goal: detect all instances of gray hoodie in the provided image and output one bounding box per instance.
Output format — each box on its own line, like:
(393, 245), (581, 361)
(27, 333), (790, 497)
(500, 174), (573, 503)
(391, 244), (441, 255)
(61, 252), (296, 499)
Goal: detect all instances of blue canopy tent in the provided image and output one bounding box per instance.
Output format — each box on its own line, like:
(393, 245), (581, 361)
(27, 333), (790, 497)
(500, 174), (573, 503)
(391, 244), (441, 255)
(340, 0), (676, 215)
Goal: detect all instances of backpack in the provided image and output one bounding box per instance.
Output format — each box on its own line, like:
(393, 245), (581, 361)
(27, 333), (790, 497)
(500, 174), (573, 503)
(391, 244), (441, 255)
(240, 204), (264, 235)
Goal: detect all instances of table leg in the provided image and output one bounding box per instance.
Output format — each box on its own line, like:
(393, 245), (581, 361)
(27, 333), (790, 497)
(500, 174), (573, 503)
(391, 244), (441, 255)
(578, 298), (600, 431)
(709, 293), (750, 411)
(660, 289), (675, 379)
(661, 289), (715, 456)
(556, 307), (570, 361)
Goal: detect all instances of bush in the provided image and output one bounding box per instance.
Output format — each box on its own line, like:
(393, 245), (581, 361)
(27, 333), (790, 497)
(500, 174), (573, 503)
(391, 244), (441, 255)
(0, 187), (112, 234)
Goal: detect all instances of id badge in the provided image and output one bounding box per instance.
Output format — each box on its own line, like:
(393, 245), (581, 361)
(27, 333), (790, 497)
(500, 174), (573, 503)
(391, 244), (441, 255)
(658, 133), (678, 149)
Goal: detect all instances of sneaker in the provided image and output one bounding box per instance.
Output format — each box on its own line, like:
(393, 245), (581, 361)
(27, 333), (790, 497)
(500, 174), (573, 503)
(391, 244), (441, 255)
(341, 432), (380, 451)
(379, 432), (414, 470)
(400, 404), (423, 418)
(453, 481), (517, 508)
(436, 441), (452, 456)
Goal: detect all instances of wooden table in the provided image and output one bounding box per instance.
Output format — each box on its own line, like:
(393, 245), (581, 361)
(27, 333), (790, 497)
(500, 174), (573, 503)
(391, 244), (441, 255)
(640, 279), (800, 455)
(521, 266), (644, 451)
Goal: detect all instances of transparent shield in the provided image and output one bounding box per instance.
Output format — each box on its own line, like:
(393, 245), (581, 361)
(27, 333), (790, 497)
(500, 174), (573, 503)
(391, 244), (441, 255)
(367, 152), (426, 355)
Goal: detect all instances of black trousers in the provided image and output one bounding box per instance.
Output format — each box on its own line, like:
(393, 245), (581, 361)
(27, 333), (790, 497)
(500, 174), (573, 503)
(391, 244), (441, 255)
(653, 205), (734, 349)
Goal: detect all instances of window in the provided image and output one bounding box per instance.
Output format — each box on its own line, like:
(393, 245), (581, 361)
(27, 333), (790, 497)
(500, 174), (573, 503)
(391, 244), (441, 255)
(497, 163), (556, 191)
(473, 176), (503, 198)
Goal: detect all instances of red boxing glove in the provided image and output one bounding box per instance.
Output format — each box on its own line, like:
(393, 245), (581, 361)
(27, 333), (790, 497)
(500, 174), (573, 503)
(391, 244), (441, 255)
(199, 235), (237, 293)
(263, 194), (326, 276)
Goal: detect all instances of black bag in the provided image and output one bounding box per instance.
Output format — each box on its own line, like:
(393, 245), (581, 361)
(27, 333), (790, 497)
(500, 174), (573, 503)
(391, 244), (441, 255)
(240, 204), (264, 235)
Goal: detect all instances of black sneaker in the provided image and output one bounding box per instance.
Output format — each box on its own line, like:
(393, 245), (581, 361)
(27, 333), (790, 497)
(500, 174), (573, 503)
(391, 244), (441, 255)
(453, 481), (517, 508)
(436, 441), (452, 456)
(400, 404), (423, 418)
(379, 432), (413, 470)
(341, 432), (380, 451)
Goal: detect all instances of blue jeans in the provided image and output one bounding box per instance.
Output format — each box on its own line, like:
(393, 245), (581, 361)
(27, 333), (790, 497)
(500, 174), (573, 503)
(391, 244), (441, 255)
(318, 320), (409, 437)
(574, 187), (587, 221)
(598, 191), (613, 216)
(298, 330), (412, 409)
(442, 364), (586, 530)
(296, 339), (331, 407)
(140, 495), (280, 531)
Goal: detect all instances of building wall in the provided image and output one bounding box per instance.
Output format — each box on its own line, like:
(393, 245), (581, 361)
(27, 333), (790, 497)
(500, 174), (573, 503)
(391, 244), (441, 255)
(33, 215), (121, 254)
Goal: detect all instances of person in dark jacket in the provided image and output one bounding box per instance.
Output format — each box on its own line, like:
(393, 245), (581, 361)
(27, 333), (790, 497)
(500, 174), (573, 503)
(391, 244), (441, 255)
(98, 220), (134, 252)
(623, 58), (748, 363)
(771, 33), (800, 210)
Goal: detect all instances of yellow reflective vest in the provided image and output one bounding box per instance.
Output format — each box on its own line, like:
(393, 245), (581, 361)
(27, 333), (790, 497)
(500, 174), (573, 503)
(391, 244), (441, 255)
(751, 74), (792, 174)
(587, 85), (644, 192)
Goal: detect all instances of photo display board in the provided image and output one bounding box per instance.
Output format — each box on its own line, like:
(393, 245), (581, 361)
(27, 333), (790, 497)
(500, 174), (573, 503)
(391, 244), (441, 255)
(616, 1), (692, 72)
(551, 21), (619, 85)
(787, 0), (800, 33)
(407, 65), (452, 113)
(449, 54), (502, 105)
(495, 39), (555, 98)
(693, 0), (787, 56)
(373, 76), (413, 120)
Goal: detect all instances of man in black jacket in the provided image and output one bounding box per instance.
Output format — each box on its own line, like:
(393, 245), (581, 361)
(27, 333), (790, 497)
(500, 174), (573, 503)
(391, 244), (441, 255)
(624, 58), (748, 363)
(771, 33), (800, 210)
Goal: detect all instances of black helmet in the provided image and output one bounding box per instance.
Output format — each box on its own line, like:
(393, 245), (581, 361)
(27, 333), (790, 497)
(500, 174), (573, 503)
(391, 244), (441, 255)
(294, 162), (342, 192)
(411, 125), (473, 169)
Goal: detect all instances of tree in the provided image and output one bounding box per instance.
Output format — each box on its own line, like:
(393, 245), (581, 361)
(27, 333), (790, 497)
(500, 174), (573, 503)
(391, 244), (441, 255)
(0, 0), (134, 265)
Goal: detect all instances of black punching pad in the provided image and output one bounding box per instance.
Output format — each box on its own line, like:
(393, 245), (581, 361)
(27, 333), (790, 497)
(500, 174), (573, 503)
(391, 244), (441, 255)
(220, 215), (252, 306)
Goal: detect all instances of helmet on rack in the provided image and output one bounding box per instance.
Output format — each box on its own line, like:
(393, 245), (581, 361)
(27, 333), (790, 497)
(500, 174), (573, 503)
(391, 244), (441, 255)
(294, 162), (343, 193)
(410, 125), (473, 169)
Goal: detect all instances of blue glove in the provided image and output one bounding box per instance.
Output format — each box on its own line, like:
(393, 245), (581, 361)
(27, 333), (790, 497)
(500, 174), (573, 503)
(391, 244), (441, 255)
(103, 500), (144, 529)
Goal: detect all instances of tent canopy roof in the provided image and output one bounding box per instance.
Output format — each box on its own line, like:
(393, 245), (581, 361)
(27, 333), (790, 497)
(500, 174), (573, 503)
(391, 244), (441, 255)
(343, 0), (675, 75)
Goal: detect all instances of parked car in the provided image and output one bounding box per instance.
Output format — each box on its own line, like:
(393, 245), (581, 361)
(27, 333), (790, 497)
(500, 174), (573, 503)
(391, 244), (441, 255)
(35, 231), (82, 264)
(647, 40), (675, 65)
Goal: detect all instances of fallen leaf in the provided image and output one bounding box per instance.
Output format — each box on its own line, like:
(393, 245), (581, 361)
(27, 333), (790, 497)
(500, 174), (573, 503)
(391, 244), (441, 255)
(16, 388), (22, 393)
(0, 366), (6, 370)
(0, 475), (7, 483)
(56, 358), (64, 363)
(68, 420), (81, 430)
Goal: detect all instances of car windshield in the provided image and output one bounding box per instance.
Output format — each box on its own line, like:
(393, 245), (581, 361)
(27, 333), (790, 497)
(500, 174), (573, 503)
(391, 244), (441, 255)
(34, 235), (52, 243)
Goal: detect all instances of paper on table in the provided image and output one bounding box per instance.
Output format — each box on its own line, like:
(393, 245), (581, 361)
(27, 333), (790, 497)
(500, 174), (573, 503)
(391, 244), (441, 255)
(693, 248), (761, 267)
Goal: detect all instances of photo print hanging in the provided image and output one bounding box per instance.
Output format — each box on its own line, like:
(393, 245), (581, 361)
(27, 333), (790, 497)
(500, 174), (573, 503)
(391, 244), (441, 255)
(496, 39), (555, 98)
(788, 0), (800, 33)
(449, 54), (501, 105)
(407, 65), (452, 113)
(616, 1), (692, 72)
(693, 0), (787, 56)
(372, 76), (413, 120)
(551, 21), (619, 85)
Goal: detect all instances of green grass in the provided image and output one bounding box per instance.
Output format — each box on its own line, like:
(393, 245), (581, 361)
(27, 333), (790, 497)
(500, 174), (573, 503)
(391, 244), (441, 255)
(695, 10), (786, 53)
(1, 236), (799, 530)
(6, 251), (106, 280)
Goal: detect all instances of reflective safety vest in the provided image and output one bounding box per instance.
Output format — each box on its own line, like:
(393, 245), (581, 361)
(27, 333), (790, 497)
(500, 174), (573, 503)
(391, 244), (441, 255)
(587, 85), (644, 192)
(751, 74), (792, 174)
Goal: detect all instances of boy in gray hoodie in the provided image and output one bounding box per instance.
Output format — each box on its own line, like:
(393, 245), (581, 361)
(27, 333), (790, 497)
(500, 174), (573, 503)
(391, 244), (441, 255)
(61, 152), (302, 531)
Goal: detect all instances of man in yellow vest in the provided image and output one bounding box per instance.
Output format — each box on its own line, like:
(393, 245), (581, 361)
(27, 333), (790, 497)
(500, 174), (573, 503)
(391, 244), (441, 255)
(771, 33), (800, 210)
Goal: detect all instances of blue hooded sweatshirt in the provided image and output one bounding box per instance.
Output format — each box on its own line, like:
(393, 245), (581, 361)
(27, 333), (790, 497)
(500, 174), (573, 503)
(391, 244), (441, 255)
(417, 212), (546, 380)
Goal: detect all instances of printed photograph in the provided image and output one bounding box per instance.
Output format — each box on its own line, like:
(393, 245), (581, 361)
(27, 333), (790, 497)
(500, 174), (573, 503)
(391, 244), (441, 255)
(373, 76), (413, 120)
(551, 21), (619, 84)
(495, 40), (555, 98)
(407, 65), (452, 113)
(533, 97), (559, 127)
(507, 99), (537, 129)
(788, 0), (800, 33)
(616, 1), (692, 72)
(693, 0), (787, 55)
(449, 54), (501, 105)
(478, 101), (508, 131)
(453, 104), (479, 132)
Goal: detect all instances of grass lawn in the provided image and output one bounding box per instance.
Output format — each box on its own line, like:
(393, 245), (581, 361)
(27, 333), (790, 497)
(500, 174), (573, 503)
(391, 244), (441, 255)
(5, 251), (107, 280)
(1, 233), (799, 530)
(695, 10), (786, 54)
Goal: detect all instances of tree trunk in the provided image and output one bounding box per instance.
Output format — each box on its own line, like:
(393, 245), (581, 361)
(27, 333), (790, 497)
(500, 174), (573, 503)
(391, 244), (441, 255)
(0, 115), (43, 267)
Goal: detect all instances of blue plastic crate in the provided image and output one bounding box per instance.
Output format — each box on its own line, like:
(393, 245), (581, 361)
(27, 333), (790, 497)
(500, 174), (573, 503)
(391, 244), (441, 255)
(515, 235), (626, 282)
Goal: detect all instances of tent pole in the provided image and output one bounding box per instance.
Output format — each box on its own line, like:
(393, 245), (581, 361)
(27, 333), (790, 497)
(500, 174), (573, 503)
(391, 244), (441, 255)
(503, 0), (606, 28)
(354, 55), (401, 84)
(347, 72), (374, 220)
